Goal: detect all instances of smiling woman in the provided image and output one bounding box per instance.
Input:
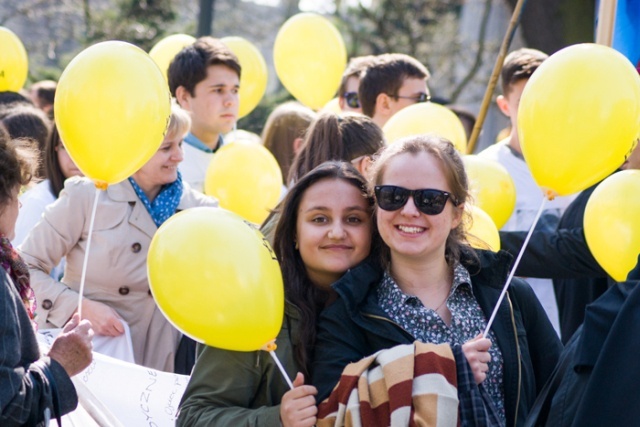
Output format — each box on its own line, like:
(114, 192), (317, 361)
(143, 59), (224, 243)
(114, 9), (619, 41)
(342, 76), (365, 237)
(18, 103), (219, 373)
(312, 135), (562, 426)
(178, 161), (375, 427)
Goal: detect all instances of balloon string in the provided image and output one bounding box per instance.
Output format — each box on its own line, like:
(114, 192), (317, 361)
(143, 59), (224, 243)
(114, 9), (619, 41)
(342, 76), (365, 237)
(77, 187), (101, 319)
(269, 350), (294, 390)
(483, 196), (547, 338)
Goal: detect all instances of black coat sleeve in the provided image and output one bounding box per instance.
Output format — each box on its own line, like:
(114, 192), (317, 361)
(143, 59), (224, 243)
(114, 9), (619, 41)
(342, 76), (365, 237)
(0, 270), (78, 426)
(499, 228), (607, 279)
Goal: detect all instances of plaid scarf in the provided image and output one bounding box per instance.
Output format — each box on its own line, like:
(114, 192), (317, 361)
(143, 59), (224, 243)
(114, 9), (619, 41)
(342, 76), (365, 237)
(0, 235), (36, 319)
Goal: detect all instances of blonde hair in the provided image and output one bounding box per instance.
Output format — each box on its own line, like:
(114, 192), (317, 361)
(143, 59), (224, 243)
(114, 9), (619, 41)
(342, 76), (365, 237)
(167, 101), (191, 139)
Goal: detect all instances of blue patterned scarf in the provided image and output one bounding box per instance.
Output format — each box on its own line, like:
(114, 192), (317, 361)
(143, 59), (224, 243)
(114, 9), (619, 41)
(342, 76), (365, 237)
(128, 172), (184, 227)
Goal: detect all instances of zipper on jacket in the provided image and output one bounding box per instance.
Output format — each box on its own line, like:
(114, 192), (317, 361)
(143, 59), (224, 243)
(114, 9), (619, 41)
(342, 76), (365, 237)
(506, 293), (521, 426)
(362, 312), (416, 340)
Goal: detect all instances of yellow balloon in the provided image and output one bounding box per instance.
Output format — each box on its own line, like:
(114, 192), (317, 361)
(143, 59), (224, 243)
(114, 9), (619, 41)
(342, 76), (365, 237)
(221, 36), (267, 119)
(463, 155), (516, 229)
(518, 43), (640, 197)
(149, 33), (196, 82)
(465, 205), (501, 252)
(0, 27), (28, 91)
(274, 13), (347, 110)
(205, 141), (283, 224)
(383, 103), (468, 153)
(584, 170), (640, 281)
(148, 207), (285, 351)
(55, 41), (170, 188)
(322, 97), (342, 114)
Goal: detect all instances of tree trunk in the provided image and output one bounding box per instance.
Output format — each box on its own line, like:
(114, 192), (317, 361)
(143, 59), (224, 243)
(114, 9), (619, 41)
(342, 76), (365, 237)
(197, 0), (215, 36)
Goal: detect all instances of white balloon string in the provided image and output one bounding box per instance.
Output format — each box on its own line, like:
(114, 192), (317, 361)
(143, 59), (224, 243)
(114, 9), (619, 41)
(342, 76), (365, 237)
(77, 187), (101, 319)
(269, 350), (294, 390)
(483, 196), (547, 338)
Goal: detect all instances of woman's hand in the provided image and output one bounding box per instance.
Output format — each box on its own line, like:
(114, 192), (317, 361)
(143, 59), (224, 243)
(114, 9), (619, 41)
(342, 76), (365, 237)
(79, 299), (125, 337)
(280, 372), (318, 427)
(48, 313), (94, 377)
(462, 333), (492, 384)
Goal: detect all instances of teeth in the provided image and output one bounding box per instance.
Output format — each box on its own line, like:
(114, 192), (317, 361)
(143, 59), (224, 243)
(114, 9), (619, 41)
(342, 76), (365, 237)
(397, 225), (424, 234)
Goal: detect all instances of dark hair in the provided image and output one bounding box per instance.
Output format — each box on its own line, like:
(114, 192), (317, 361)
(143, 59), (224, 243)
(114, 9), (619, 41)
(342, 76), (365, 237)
(337, 55), (376, 98)
(273, 161), (374, 377)
(287, 112), (385, 183)
(0, 91), (33, 112)
(262, 102), (317, 184)
(1, 105), (51, 178)
(30, 80), (57, 109)
(44, 124), (67, 198)
(0, 133), (37, 211)
(359, 53), (430, 118)
(370, 134), (472, 268)
(501, 48), (548, 95)
(168, 36), (241, 97)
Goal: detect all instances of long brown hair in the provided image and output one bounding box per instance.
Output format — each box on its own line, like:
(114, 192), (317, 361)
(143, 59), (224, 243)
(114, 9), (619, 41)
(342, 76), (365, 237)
(287, 112), (384, 184)
(273, 161), (374, 377)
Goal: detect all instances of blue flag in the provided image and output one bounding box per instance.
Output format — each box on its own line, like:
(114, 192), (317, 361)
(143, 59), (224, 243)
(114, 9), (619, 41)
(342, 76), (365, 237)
(612, 0), (640, 69)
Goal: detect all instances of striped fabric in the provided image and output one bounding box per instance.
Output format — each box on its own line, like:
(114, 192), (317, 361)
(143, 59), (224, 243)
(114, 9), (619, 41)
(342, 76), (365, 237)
(317, 342), (459, 427)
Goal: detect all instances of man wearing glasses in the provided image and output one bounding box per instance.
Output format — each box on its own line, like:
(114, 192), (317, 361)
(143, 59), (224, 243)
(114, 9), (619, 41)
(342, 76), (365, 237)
(358, 53), (431, 128)
(337, 55), (376, 114)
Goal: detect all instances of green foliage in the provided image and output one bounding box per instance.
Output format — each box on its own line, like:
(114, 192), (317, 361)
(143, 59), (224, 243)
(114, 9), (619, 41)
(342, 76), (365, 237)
(86, 0), (177, 51)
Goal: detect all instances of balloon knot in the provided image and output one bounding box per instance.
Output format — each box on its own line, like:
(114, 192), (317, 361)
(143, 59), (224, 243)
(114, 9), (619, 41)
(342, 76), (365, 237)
(543, 188), (557, 201)
(261, 341), (277, 352)
(94, 180), (109, 191)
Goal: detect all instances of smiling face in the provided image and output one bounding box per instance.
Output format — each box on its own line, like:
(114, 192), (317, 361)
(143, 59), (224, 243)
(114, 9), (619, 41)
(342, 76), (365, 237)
(177, 64), (239, 145)
(295, 178), (372, 290)
(376, 151), (463, 265)
(131, 131), (185, 200)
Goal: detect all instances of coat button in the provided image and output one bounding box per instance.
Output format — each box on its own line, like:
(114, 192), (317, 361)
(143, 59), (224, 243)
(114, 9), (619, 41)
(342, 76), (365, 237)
(119, 286), (130, 295)
(131, 243), (142, 253)
(41, 299), (53, 310)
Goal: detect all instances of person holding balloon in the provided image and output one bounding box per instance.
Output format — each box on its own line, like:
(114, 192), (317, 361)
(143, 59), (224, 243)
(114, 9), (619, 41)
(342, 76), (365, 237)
(478, 48), (578, 336)
(168, 36), (241, 193)
(312, 135), (561, 426)
(19, 104), (218, 373)
(0, 134), (93, 425)
(178, 161), (374, 427)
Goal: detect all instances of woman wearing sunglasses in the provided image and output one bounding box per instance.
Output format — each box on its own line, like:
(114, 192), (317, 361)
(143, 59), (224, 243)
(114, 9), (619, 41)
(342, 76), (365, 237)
(312, 135), (561, 426)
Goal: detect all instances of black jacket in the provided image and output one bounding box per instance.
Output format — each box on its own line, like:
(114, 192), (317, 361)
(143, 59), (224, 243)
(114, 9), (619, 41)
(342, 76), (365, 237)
(312, 249), (562, 427)
(500, 180), (612, 343)
(525, 279), (640, 426)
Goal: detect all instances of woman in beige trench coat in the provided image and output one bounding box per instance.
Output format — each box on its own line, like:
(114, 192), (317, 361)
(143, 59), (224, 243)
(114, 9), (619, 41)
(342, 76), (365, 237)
(19, 105), (217, 372)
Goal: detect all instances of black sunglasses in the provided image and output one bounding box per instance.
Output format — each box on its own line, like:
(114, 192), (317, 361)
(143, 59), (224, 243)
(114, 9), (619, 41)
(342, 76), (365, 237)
(374, 185), (458, 215)
(392, 92), (431, 103)
(343, 91), (360, 109)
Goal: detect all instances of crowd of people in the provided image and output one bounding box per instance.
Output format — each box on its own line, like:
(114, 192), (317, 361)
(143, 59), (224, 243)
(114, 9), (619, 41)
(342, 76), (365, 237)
(0, 34), (638, 427)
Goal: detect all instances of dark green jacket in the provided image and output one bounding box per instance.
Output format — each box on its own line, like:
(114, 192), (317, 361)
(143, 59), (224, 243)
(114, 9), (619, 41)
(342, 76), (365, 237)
(312, 249), (562, 427)
(177, 303), (300, 426)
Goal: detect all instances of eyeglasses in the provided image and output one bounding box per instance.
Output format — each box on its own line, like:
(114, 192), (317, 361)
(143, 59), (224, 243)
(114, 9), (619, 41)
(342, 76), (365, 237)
(343, 91), (360, 109)
(391, 92), (431, 103)
(374, 185), (458, 215)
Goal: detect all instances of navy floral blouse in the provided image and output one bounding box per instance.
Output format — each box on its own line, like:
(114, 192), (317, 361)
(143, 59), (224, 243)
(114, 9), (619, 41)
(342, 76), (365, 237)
(376, 263), (506, 422)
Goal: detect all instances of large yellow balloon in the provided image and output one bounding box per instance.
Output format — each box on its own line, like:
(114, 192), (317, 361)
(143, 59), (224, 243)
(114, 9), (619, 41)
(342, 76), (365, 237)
(584, 170), (640, 281)
(0, 27), (28, 91)
(148, 207), (284, 351)
(221, 37), (267, 119)
(518, 43), (640, 197)
(55, 41), (170, 188)
(463, 155), (516, 229)
(464, 205), (501, 252)
(274, 13), (347, 110)
(383, 103), (468, 153)
(149, 33), (196, 81)
(205, 141), (283, 224)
